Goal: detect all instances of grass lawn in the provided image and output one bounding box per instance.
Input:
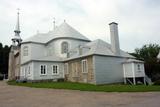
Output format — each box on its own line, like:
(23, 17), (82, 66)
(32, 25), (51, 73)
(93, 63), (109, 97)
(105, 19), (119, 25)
(7, 81), (160, 92)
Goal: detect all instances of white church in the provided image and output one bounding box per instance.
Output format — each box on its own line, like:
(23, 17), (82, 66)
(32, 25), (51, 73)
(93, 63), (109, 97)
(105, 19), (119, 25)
(8, 12), (147, 85)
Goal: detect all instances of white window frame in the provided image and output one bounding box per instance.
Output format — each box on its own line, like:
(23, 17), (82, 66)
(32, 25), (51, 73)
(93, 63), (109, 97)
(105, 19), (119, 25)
(61, 41), (69, 54)
(24, 67), (27, 77)
(40, 65), (47, 75)
(71, 62), (78, 77)
(82, 59), (88, 73)
(28, 66), (31, 75)
(64, 63), (69, 74)
(137, 64), (141, 72)
(52, 65), (59, 75)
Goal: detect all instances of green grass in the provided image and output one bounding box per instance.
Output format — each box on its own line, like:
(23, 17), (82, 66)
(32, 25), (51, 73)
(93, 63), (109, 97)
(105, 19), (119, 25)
(7, 81), (160, 92)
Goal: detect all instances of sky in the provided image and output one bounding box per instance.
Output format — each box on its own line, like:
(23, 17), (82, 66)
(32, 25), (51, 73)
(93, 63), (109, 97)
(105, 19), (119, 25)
(0, 0), (160, 52)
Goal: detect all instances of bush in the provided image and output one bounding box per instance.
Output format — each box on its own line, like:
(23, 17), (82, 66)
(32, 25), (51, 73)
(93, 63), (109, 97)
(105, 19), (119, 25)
(0, 76), (3, 80)
(57, 78), (64, 82)
(0, 74), (4, 80)
(153, 80), (160, 85)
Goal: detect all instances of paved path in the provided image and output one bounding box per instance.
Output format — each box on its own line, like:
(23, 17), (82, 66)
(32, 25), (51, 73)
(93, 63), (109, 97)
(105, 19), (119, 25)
(0, 81), (160, 107)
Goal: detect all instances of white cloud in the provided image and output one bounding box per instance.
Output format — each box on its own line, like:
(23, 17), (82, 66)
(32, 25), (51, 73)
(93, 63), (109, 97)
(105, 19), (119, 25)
(0, 0), (160, 52)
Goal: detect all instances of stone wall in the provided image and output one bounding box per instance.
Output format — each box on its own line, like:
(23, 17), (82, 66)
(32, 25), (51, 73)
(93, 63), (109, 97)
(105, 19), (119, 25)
(65, 56), (95, 84)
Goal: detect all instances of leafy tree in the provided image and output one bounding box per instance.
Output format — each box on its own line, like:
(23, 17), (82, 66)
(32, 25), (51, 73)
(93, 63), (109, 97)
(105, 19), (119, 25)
(0, 43), (10, 77)
(130, 44), (160, 81)
(0, 43), (2, 50)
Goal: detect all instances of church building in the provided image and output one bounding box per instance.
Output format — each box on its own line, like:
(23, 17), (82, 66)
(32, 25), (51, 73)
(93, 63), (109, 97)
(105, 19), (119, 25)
(8, 12), (147, 85)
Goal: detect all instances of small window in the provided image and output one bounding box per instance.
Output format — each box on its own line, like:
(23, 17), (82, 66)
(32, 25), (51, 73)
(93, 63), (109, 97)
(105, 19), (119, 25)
(40, 65), (47, 75)
(64, 63), (69, 74)
(61, 42), (69, 54)
(24, 67), (27, 76)
(71, 63), (78, 77)
(137, 64), (141, 71)
(28, 66), (30, 75)
(52, 65), (59, 75)
(23, 46), (28, 56)
(82, 60), (88, 73)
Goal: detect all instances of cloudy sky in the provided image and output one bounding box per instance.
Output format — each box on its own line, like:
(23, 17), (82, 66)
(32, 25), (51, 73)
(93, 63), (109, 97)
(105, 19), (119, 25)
(0, 0), (160, 52)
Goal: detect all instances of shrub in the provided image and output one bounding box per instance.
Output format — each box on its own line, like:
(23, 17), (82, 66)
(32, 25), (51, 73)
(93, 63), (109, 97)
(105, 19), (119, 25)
(0, 74), (4, 80)
(57, 78), (64, 82)
(154, 80), (160, 85)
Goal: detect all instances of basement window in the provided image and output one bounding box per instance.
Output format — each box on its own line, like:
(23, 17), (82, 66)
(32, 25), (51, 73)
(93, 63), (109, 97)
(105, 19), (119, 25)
(82, 59), (88, 73)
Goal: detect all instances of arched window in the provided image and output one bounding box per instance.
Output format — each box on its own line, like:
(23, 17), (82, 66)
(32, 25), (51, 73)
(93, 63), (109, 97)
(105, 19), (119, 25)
(61, 42), (69, 54)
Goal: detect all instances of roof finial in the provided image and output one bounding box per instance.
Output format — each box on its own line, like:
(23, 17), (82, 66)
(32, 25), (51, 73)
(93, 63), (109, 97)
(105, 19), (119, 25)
(53, 17), (55, 30)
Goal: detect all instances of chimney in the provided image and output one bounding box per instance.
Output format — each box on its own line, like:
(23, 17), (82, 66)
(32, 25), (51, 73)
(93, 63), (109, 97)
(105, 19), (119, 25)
(109, 22), (120, 55)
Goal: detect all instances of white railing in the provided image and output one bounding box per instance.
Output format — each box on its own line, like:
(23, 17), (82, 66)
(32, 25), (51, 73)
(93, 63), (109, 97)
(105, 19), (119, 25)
(145, 75), (152, 85)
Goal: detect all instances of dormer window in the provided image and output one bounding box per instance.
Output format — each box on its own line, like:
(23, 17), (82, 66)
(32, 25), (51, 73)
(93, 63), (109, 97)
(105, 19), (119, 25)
(23, 46), (28, 56)
(61, 42), (69, 54)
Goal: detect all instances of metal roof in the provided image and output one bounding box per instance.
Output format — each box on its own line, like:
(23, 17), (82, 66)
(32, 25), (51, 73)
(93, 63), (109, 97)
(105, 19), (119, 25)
(22, 22), (90, 44)
(67, 39), (135, 60)
(122, 59), (144, 63)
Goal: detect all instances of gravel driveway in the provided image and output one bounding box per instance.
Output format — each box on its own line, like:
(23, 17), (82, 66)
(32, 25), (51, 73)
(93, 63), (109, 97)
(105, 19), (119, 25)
(0, 81), (160, 107)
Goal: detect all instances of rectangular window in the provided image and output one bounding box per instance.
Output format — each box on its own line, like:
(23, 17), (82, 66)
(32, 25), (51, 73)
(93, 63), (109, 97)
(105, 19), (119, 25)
(71, 63), (78, 77)
(40, 65), (47, 75)
(23, 46), (28, 56)
(28, 66), (30, 75)
(82, 59), (88, 73)
(52, 65), (59, 75)
(64, 63), (68, 74)
(24, 67), (27, 77)
(137, 64), (141, 71)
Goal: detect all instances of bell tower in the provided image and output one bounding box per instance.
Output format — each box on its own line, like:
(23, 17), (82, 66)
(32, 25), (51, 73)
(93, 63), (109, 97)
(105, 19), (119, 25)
(12, 8), (22, 46)
(8, 9), (22, 80)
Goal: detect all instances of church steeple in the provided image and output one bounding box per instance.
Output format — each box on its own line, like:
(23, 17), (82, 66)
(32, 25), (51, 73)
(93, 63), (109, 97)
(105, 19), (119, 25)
(12, 8), (22, 46)
(53, 17), (55, 30)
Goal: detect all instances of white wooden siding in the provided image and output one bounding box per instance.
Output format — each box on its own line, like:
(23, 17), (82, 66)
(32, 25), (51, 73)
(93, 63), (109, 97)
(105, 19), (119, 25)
(94, 55), (125, 84)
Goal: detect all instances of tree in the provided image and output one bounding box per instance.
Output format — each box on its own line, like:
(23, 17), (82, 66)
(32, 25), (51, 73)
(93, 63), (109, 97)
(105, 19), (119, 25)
(0, 43), (10, 76)
(130, 44), (160, 81)
(0, 43), (2, 50)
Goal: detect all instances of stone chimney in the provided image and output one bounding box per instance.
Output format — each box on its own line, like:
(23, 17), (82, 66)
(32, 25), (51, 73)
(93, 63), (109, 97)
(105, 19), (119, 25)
(109, 22), (120, 55)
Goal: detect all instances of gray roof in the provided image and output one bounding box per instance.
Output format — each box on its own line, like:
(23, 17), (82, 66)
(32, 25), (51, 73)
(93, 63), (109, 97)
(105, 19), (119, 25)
(23, 22), (90, 44)
(33, 55), (65, 62)
(67, 39), (135, 60)
(122, 59), (144, 63)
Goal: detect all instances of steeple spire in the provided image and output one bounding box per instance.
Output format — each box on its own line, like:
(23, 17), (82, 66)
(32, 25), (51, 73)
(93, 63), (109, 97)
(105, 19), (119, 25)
(12, 8), (22, 46)
(14, 8), (20, 34)
(53, 17), (55, 30)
